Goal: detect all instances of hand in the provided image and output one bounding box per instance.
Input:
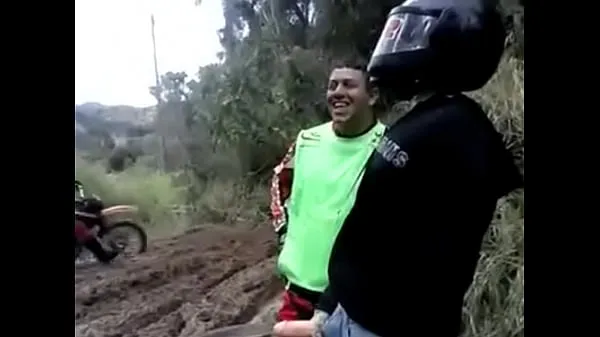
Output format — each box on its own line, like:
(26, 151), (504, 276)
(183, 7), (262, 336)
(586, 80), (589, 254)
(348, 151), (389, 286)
(310, 310), (329, 337)
(272, 320), (315, 337)
(271, 310), (329, 337)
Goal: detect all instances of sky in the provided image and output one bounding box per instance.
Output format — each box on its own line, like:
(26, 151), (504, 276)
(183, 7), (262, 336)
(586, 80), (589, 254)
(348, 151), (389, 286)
(75, 0), (224, 108)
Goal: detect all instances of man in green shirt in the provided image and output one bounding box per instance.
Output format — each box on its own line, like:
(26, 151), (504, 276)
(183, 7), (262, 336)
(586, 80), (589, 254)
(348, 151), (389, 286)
(270, 58), (385, 321)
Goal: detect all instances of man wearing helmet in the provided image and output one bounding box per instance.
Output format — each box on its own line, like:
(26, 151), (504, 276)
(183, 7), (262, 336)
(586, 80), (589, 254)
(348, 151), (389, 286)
(272, 0), (523, 336)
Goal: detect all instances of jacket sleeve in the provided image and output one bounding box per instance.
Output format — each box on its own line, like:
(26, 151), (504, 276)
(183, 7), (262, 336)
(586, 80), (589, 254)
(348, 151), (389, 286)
(316, 285), (338, 315)
(269, 142), (296, 240)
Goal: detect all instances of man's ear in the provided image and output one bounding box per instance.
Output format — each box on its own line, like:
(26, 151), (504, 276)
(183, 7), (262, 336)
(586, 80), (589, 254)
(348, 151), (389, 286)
(368, 86), (380, 107)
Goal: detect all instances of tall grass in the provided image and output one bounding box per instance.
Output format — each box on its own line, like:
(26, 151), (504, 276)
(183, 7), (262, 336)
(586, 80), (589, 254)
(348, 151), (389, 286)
(462, 57), (524, 337)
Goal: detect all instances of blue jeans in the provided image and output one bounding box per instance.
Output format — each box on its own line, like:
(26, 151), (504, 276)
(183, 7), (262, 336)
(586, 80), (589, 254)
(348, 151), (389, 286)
(322, 305), (381, 337)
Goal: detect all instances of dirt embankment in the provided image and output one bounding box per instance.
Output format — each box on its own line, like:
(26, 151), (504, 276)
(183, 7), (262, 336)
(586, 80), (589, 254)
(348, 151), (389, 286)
(75, 225), (283, 337)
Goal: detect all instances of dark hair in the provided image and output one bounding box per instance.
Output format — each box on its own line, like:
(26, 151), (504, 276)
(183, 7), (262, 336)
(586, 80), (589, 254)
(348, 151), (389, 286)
(330, 56), (369, 73)
(330, 57), (374, 92)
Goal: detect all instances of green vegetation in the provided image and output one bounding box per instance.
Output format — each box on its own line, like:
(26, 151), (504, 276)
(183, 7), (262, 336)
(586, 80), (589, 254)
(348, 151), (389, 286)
(75, 1), (524, 336)
(75, 156), (187, 236)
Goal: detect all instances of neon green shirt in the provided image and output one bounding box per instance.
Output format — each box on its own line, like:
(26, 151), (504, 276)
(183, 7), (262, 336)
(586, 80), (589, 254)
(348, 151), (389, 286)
(277, 121), (386, 292)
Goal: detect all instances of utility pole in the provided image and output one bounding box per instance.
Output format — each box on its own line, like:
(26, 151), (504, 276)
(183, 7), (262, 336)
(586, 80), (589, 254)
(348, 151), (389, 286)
(151, 13), (167, 171)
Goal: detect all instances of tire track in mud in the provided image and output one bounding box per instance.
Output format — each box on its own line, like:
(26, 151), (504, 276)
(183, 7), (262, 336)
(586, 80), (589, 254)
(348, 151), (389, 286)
(75, 225), (283, 337)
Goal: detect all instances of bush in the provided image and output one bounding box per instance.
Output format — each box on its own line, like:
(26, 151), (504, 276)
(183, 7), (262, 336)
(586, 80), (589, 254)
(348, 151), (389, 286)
(190, 179), (270, 226)
(75, 156), (187, 236)
(107, 146), (137, 172)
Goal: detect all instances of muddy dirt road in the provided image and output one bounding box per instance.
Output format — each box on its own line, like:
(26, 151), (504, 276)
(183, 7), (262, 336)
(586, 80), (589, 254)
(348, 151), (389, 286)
(75, 225), (283, 337)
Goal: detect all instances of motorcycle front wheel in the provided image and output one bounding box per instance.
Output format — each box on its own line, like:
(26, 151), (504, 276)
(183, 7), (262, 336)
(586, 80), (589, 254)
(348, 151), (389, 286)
(101, 221), (148, 258)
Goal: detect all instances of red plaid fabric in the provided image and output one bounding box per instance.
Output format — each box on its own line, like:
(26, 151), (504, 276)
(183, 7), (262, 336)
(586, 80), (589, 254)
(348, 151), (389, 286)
(276, 289), (315, 321)
(270, 142), (295, 233)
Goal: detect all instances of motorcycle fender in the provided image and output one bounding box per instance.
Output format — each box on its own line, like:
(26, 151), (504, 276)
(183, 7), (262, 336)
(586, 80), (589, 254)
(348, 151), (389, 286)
(101, 205), (141, 227)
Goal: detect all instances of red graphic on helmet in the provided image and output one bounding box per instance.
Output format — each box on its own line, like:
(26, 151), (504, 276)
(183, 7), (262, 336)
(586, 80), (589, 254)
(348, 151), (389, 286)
(384, 18), (402, 40)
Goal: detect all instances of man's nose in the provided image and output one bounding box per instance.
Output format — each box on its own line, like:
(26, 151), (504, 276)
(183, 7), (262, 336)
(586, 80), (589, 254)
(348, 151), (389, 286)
(331, 84), (346, 97)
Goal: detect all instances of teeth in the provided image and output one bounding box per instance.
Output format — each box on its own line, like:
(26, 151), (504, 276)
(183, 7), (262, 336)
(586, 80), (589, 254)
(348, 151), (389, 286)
(334, 102), (348, 108)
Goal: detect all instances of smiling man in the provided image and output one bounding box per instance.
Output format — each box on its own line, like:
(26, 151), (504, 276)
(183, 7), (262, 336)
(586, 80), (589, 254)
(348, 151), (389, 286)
(270, 59), (386, 322)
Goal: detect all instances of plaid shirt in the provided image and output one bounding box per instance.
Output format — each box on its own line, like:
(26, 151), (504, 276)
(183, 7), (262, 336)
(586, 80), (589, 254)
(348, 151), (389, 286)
(269, 142), (295, 241)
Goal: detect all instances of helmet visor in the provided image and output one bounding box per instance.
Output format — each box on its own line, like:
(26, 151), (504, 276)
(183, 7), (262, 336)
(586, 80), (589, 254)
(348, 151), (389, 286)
(372, 11), (438, 57)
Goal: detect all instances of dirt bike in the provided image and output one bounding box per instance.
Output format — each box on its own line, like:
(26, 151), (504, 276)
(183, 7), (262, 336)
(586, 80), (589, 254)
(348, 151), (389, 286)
(75, 183), (148, 263)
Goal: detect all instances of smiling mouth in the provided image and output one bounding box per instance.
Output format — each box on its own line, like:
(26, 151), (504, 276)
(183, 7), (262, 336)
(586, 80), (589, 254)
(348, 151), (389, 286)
(332, 101), (350, 108)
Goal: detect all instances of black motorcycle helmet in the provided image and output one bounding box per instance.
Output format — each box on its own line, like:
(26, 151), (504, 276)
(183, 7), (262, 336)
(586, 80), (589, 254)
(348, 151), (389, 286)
(367, 0), (506, 101)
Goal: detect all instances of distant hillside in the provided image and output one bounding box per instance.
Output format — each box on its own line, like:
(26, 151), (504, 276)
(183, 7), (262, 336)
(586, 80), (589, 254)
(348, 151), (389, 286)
(75, 102), (157, 154)
(76, 102), (157, 126)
